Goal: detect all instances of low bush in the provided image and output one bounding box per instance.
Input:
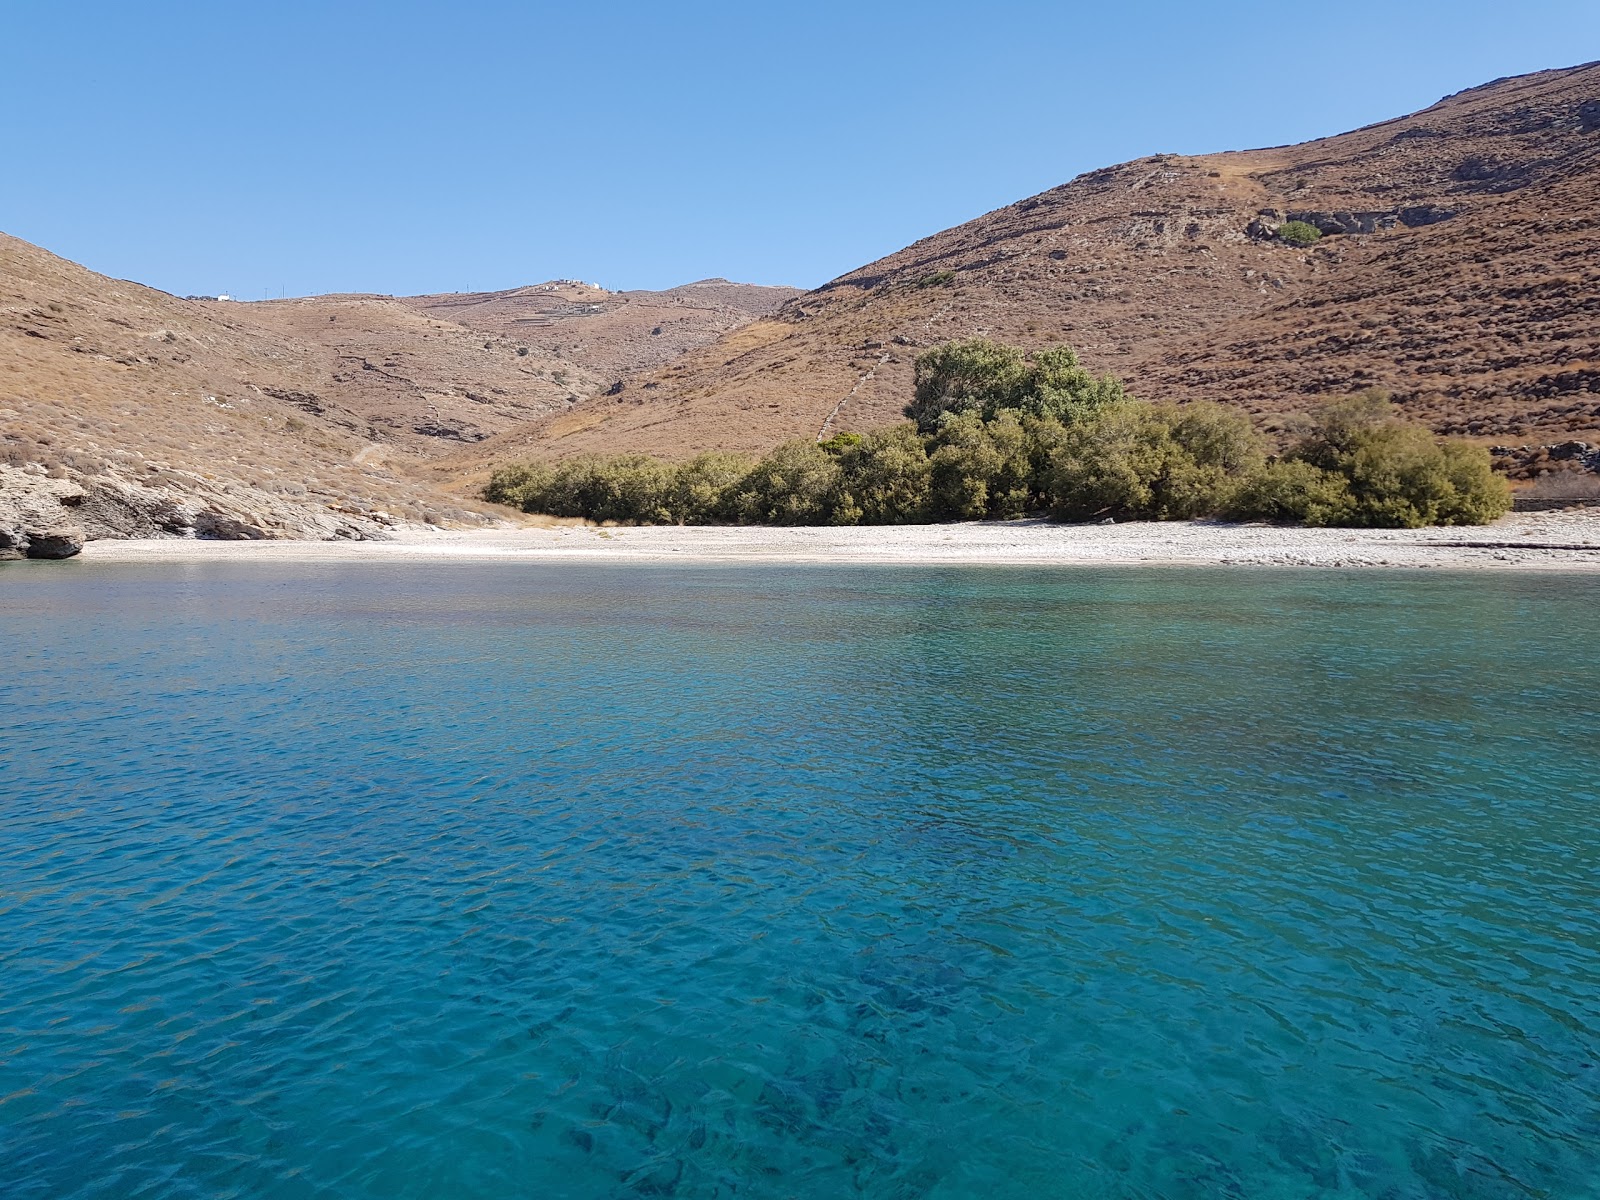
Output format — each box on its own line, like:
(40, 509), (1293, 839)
(829, 424), (932, 524)
(1227, 392), (1511, 527)
(1225, 459), (1352, 525)
(1278, 220), (1323, 246)
(733, 441), (841, 525)
(928, 411), (1033, 519)
(674, 451), (754, 523)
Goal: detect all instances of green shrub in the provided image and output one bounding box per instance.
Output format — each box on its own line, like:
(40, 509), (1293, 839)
(1018, 346), (1127, 425)
(1278, 220), (1323, 246)
(733, 440), (842, 525)
(907, 339), (1126, 434)
(833, 424), (933, 524)
(906, 338), (1029, 433)
(1045, 402), (1267, 521)
(818, 432), (864, 455)
(1045, 403), (1169, 521)
(483, 461), (555, 508)
(1226, 460), (1353, 525)
(1269, 392), (1512, 527)
(1156, 401), (1268, 516)
(1339, 426), (1510, 527)
(533, 454), (677, 523)
(1292, 390), (1395, 471)
(673, 451), (754, 524)
(928, 410), (1032, 519)
(1433, 441), (1514, 524)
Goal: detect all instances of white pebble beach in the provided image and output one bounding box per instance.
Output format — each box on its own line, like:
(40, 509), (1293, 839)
(73, 509), (1600, 570)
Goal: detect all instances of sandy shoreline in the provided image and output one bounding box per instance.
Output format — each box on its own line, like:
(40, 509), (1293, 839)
(66, 510), (1600, 570)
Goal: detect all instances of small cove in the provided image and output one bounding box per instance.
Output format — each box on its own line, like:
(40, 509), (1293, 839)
(2, 563), (1597, 1198)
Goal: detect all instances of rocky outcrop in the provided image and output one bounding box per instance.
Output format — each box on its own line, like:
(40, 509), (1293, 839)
(24, 528), (85, 559)
(191, 510), (269, 540)
(1, 460), (420, 556)
(1, 467), (88, 560)
(1251, 207), (1461, 238)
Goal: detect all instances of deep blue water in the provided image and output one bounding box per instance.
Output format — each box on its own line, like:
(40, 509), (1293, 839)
(2, 562), (1598, 1200)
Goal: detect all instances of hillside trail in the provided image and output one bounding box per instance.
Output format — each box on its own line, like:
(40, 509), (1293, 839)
(816, 351), (891, 441)
(814, 300), (953, 441)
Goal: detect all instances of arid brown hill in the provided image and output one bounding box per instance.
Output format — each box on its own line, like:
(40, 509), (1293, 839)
(481, 61), (1598, 466)
(403, 278), (800, 383)
(0, 234), (586, 539)
(1, 236), (792, 541)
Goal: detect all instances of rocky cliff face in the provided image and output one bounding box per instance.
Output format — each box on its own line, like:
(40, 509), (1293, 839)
(472, 60), (1599, 464)
(0, 468), (86, 559)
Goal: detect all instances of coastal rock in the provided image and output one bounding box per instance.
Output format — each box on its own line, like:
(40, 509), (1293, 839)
(1, 466), (86, 561)
(192, 510), (269, 541)
(24, 527), (84, 559)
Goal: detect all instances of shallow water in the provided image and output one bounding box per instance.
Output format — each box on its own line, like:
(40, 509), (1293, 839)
(2, 563), (1598, 1199)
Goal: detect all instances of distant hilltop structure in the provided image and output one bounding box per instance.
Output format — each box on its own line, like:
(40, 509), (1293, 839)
(527, 280), (605, 293)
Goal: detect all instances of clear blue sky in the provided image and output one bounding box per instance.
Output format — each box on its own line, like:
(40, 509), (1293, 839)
(3, 1), (1596, 298)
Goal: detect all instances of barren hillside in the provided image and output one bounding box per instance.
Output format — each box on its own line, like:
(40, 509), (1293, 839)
(0, 238), (792, 543)
(0, 236), (594, 541)
(478, 61), (1599, 465)
(403, 279), (799, 383)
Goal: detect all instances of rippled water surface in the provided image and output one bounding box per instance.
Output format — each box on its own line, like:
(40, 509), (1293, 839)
(3, 563), (1598, 1199)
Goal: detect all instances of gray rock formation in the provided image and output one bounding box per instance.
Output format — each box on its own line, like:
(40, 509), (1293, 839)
(1, 467), (88, 561)
(1250, 206), (1461, 241)
(25, 528), (85, 559)
(1, 461), (422, 556)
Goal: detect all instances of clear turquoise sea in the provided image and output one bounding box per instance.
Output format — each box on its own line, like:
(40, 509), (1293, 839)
(2, 563), (1597, 1199)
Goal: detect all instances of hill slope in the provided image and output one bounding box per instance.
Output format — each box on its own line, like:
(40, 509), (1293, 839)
(402, 278), (800, 383)
(1, 238), (793, 542)
(480, 61), (1599, 465)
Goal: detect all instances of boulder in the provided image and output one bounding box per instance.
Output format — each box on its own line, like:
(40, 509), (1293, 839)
(192, 510), (268, 540)
(0, 527), (27, 561)
(23, 527), (84, 559)
(1398, 205), (1459, 227)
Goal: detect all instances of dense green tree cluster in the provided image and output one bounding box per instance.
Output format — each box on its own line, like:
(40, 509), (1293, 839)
(484, 342), (1511, 528)
(1228, 391), (1512, 526)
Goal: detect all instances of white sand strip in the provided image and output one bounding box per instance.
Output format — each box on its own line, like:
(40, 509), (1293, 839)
(71, 511), (1600, 570)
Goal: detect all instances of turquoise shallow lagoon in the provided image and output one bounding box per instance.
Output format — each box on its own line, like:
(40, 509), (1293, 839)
(2, 563), (1598, 1199)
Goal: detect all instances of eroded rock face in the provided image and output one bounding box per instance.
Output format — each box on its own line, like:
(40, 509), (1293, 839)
(1, 467), (86, 562)
(24, 528), (84, 559)
(192, 510), (269, 541)
(0, 460), (426, 552)
(1285, 210), (1400, 236)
